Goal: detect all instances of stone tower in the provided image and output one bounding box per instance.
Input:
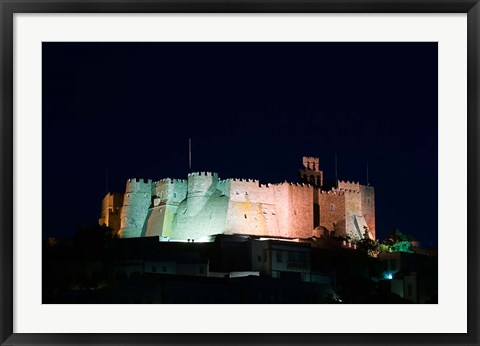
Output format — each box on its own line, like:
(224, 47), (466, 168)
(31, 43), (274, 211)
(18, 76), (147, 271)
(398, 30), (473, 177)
(118, 178), (153, 238)
(98, 192), (124, 235)
(299, 156), (323, 187)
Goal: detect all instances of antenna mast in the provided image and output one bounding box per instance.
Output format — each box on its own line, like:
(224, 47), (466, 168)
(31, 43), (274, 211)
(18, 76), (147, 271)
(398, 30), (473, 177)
(367, 161), (369, 186)
(189, 138), (192, 171)
(105, 163), (109, 193)
(335, 152), (338, 188)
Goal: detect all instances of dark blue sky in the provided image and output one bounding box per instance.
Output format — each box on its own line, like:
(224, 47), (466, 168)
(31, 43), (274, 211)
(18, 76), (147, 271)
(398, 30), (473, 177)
(42, 42), (438, 247)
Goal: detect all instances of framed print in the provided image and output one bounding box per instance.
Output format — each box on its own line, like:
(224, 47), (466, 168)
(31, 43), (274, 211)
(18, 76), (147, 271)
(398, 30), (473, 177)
(1, 1), (479, 345)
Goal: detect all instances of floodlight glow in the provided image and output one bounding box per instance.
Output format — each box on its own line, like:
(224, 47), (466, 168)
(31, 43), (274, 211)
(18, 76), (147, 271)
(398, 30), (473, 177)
(197, 235), (215, 243)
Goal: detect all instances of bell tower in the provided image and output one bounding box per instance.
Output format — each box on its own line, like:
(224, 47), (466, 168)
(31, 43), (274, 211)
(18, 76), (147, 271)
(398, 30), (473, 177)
(299, 156), (323, 187)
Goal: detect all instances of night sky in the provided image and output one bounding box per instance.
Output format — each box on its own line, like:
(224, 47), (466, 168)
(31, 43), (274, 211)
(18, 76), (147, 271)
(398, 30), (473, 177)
(42, 42), (438, 247)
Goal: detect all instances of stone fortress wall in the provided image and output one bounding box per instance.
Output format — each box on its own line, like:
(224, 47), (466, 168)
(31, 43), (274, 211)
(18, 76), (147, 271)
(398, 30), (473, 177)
(337, 180), (375, 240)
(99, 192), (124, 234)
(360, 184), (376, 238)
(100, 157), (375, 241)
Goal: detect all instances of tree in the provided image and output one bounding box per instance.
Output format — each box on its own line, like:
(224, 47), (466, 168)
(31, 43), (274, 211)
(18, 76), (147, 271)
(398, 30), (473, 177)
(357, 226), (380, 256)
(382, 229), (415, 253)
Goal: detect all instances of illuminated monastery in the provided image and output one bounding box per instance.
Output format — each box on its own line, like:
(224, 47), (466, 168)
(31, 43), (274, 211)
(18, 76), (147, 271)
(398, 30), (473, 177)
(99, 157), (375, 242)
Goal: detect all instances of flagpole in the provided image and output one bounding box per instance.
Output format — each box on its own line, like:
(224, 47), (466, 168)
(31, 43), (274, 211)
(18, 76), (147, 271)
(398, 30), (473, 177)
(367, 161), (369, 186)
(105, 163), (109, 193)
(335, 152), (338, 188)
(189, 138), (192, 171)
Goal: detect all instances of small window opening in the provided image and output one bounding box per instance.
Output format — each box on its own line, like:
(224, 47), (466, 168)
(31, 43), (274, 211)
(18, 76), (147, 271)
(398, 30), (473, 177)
(277, 251), (283, 263)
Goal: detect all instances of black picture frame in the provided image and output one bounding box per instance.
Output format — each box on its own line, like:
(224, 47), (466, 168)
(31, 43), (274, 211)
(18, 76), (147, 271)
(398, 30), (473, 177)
(1, 1), (479, 345)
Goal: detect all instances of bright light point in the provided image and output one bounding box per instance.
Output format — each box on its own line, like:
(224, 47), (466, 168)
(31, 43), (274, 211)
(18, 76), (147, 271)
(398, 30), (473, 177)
(386, 273), (393, 280)
(196, 235), (215, 243)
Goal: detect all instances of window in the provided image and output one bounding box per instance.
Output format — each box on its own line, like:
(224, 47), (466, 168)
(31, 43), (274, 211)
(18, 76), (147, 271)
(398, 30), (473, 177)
(367, 198), (370, 205)
(288, 251), (295, 263)
(257, 255), (262, 262)
(173, 192), (177, 198)
(299, 252), (307, 264)
(245, 191), (248, 195)
(244, 214), (247, 219)
(235, 190), (239, 195)
(276, 250), (283, 263)
(330, 204), (335, 212)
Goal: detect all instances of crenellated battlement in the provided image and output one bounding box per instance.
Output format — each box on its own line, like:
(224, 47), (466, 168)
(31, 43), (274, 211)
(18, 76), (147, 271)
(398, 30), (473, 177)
(128, 178), (152, 184)
(259, 183), (274, 188)
(156, 178), (171, 184)
(187, 171), (219, 197)
(289, 182), (306, 187)
(273, 180), (312, 188)
(125, 178), (153, 193)
(338, 179), (360, 185)
(188, 171), (218, 178)
(228, 177), (259, 183)
(338, 180), (361, 192)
